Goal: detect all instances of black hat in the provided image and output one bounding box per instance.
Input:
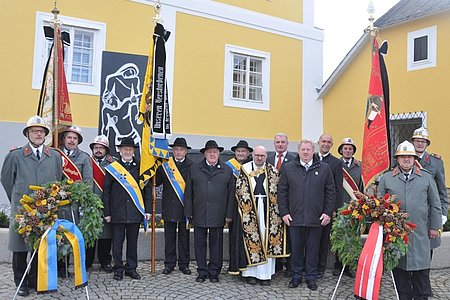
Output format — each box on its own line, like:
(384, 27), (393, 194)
(169, 137), (191, 149)
(200, 140), (224, 153)
(231, 140), (253, 152)
(118, 137), (138, 148)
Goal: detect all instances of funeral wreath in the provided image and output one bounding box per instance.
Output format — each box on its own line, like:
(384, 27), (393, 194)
(15, 179), (103, 259)
(331, 193), (415, 272)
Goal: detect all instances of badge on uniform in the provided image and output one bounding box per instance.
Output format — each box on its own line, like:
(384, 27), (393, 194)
(315, 171), (319, 176)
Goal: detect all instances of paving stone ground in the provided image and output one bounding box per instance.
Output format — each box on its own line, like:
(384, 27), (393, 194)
(1, 261), (449, 299)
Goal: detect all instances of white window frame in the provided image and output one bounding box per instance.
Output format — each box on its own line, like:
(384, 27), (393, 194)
(407, 26), (436, 71)
(223, 45), (270, 111)
(32, 12), (106, 95)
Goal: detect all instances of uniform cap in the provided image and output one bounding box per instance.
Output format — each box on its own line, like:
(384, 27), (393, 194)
(90, 135), (109, 151)
(394, 140), (418, 157)
(338, 137), (357, 155)
(23, 115), (50, 137)
(411, 127), (430, 145)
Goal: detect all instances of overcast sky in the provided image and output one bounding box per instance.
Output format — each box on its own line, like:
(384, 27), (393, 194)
(315, 0), (401, 80)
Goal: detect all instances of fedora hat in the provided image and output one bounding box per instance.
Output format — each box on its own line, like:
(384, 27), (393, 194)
(118, 137), (138, 148)
(231, 140), (253, 152)
(169, 137), (191, 149)
(200, 140), (224, 153)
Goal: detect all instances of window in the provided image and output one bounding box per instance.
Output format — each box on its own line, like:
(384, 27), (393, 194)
(33, 12), (106, 95)
(224, 45), (270, 110)
(389, 111), (427, 165)
(407, 26), (436, 71)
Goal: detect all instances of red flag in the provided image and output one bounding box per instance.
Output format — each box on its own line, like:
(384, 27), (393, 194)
(361, 38), (390, 189)
(38, 27), (73, 146)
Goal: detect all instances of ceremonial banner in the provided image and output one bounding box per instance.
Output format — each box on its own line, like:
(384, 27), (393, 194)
(37, 26), (73, 146)
(354, 223), (384, 300)
(139, 23), (171, 188)
(361, 38), (390, 189)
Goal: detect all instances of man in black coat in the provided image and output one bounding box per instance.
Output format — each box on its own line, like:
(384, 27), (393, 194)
(314, 133), (343, 278)
(156, 137), (194, 276)
(184, 140), (234, 283)
(278, 139), (335, 291)
(103, 137), (151, 281)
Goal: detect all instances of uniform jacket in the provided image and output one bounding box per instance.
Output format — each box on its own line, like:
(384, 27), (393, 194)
(92, 154), (116, 238)
(378, 166), (441, 271)
(278, 158), (336, 227)
(59, 147), (93, 223)
(155, 156), (194, 222)
(419, 152), (448, 249)
(184, 159), (234, 228)
(102, 158), (151, 224)
(314, 152), (344, 211)
(267, 151), (297, 168)
(1, 144), (62, 252)
(342, 158), (364, 204)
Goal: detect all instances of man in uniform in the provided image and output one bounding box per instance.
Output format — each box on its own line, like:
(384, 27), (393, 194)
(314, 133), (343, 278)
(226, 140), (252, 275)
(1, 116), (62, 297)
(333, 137), (363, 277)
(378, 141), (441, 299)
(103, 137), (151, 281)
(58, 125), (93, 277)
(266, 133), (296, 276)
(184, 140), (234, 283)
(156, 137), (194, 276)
(236, 145), (288, 286)
(85, 135), (115, 272)
(278, 140), (335, 291)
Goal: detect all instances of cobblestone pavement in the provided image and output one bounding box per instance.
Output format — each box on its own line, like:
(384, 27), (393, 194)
(0, 261), (449, 299)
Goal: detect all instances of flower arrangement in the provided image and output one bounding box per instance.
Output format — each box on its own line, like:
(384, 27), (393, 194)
(16, 179), (104, 259)
(331, 193), (416, 272)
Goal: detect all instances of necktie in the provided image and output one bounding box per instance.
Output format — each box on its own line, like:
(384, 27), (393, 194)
(304, 163), (309, 171)
(67, 150), (71, 156)
(404, 173), (409, 181)
(36, 149), (40, 160)
(97, 159), (102, 164)
(320, 155), (323, 161)
(125, 162), (131, 167)
(276, 154), (283, 171)
(347, 161), (351, 168)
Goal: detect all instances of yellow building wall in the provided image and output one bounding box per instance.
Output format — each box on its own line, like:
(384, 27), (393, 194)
(213, 0), (302, 23)
(172, 12), (303, 140)
(0, 0), (155, 127)
(323, 12), (450, 183)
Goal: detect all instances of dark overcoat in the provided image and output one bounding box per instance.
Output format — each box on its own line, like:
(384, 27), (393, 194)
(102, 159), (151, 223)
(342, 158), (364, 204)
(184, 159), (234, 228)
(315, 153), (344, 211)
(278, 158), (335, 227)
(155, 157), (194, 222)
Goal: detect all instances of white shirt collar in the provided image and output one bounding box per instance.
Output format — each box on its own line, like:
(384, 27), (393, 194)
(29, 143), (43, 156)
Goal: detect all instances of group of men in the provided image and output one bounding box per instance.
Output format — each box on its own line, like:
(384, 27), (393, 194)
(1, 115), (447, 299)
(1, 116), (149, 297)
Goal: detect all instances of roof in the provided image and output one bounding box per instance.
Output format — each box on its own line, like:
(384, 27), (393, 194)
(318, 0), (450, 99)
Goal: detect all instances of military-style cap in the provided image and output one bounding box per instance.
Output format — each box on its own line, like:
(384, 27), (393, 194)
(61, 125), (84, 144)
(90, 135), (110, 151)
(411, 127), (431, 146)
(394, 141), (418, 158)
(338, 137), (357, 155)
(23, 115), (50, 137)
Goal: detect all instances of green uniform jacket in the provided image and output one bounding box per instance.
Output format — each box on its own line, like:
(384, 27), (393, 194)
(378, 166), (441, 271)
(1, 144), (62, 252)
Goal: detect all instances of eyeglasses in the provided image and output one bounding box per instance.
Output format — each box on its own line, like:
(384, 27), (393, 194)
(254, 154), (267, 158)
(29, 129), (46, 134)
(413, 140), (427, 144)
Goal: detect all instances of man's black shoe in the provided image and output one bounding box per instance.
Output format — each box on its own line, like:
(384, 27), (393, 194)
(306, 279), (318, 291)
(316, 271), (324, 279)
(345, 269), (356, 278)
(180, 268), (192, 275)
(210, 276), (219, 283)
(332, 268), (341, 276)
(288, 279), (301, 288)
(196, 275), (206, 283)
(162, 268), (173, 275)
(113, 271), (123, 281)
(245, 277), (257, 285)
(259, 279), (271, 286)
(125, 271), (141, 280)
(17, 285), (29, 297)
(101, 264), (114, 273)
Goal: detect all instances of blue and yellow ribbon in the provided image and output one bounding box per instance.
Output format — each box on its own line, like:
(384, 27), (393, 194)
(162, 158), (186, 206)
(105, 162), (148, 231)
(37, 219), (87, 292)
(226, 158), (241, 178)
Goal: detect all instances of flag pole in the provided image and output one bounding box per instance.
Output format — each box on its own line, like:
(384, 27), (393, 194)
(51, 4), (60, 148)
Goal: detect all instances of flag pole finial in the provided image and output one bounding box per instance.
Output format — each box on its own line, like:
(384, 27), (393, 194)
(366, 0), (378, 36)
(153, 0), (163, 24)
